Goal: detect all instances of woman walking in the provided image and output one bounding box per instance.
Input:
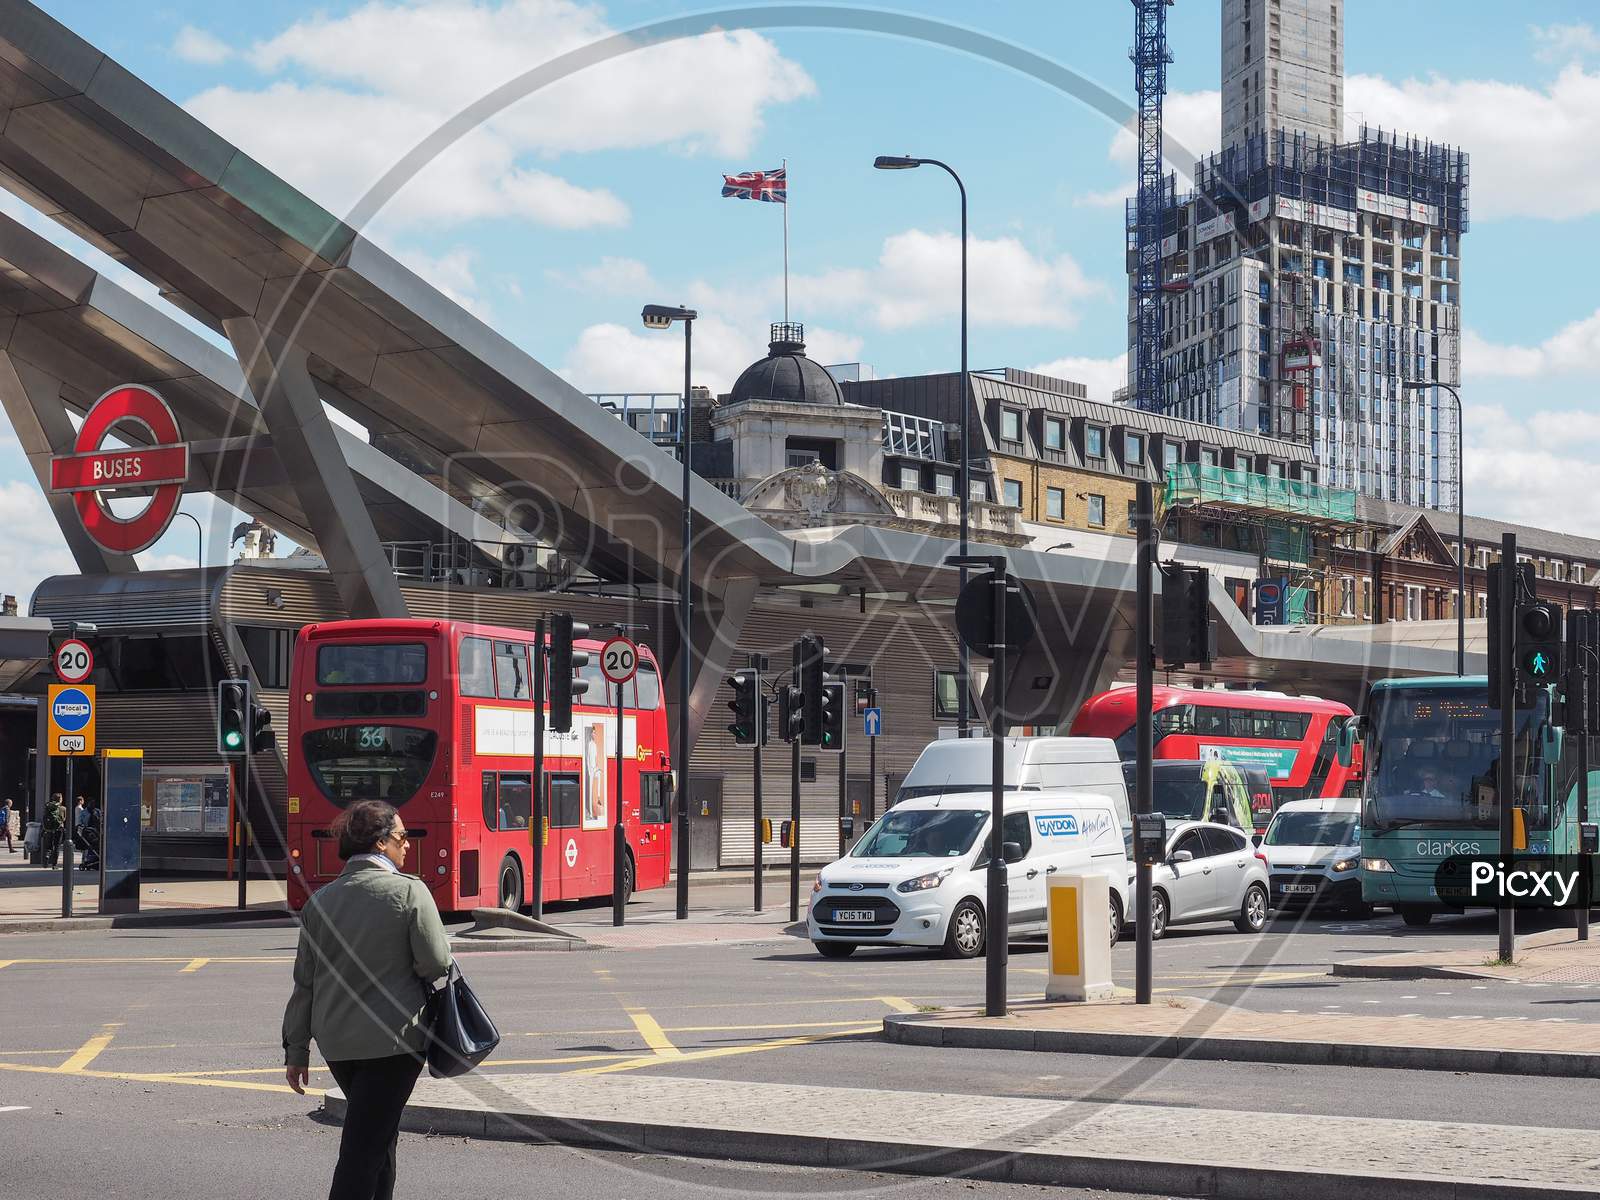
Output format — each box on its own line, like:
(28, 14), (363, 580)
(283, 800), (451, 1200)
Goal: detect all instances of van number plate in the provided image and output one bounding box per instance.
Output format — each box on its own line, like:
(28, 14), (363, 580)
(1277, 884), (1317, 895)
(833, 910), (876, 923)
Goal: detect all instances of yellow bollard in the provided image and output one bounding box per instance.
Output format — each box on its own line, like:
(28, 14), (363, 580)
(1046, 875), (1115, 1002)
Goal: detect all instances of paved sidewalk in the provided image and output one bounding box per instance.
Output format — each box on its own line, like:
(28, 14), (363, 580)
(327, 1070), (1600, 1198)
(1336, 927), (1600, 983)
(884, 993), (1600, 1077)
(0, 871), (288, 930)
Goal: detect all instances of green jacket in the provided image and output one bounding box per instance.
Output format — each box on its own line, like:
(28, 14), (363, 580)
(41, 802), (64, 833)
(282, 859), (452, 1069)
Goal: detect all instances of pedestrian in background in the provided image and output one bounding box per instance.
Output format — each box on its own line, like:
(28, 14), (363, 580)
(41, 793), (65, 868)
(73, 795), (88, 833)
(283, 800), (451, 1200)
(0, 797), (12, 853)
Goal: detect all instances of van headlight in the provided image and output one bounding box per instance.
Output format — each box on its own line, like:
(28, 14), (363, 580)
(897, 868), (954, 894)
(1362, 857), (1394, 873)
(1330, 857), (1358, 873)
(812, 878), (825, 894)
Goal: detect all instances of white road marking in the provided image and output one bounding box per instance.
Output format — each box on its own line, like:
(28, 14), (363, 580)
(0, 1106), (29, 1114)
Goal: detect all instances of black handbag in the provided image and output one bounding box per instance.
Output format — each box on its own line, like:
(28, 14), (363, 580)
(421, 962), (501, 1078)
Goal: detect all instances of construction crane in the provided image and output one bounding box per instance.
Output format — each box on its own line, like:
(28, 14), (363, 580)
(1130, 0), (1174, 413)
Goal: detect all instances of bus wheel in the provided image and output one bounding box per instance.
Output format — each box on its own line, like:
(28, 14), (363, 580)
(497, 856), (523, 912)
(1399, 906), (1433, 928)
(615, 852), (635, 906)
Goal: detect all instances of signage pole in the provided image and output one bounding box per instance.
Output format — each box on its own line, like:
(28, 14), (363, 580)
(869, 691), (877, 821)
(838, 671), (849, 858)
(1498, 532), (1517, 963)
(1135, 481), (1156, 1005)
(1579, 706), (1590, 943)
(753, 676), (765, 913)
(237, 745), (250, 911)
(532, 616), (545, 921)
(613, 679), (626, 927)
(985, 570), (1009, 1018)
(60, 755), (73, 918)
(789, 734), (801, 923)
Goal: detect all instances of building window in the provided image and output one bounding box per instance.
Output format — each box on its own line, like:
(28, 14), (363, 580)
(1046, 487), (1065, 520)
(1002, 478), (1023, 509)
(1126, 499), (1138, 531)
(1200, 447), (1220, 467)
(1086, 494), (1106, 527)
(1163, 441), (1182, 473)
(898, 465), (920, 491)
(1044, 416), (1066, 450)
(1085, 426), (1106, 459)
(786, 449), (820, 469)
(933, 473), (955, 497)
(933, 669), (967, 720)
(1124, 433), (1144, 466)
(1001, 409), (1022, 443)
(1405, 585), (1422, 622)
(1338, 576), (1356, 617)
(970, 480), (988, 503)
(1267, 461), (1284, 479)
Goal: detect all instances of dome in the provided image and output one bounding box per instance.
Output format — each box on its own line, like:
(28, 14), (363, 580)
(727, 322), (843, 407)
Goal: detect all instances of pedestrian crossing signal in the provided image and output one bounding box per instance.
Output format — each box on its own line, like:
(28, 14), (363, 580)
(1516, 601), (1563, 692)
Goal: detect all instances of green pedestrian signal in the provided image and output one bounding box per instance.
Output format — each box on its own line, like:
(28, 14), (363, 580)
(1528, 651), (1550, 677)
(1515, 601), (1563, 691)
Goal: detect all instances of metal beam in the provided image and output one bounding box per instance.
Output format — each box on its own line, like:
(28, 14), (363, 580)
(224, 318), (406, 619)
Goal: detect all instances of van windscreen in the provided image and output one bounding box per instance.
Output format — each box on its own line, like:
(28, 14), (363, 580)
(852, 808), (987, 858)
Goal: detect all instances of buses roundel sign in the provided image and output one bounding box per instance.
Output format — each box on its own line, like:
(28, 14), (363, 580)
(48, 384), (189, 554)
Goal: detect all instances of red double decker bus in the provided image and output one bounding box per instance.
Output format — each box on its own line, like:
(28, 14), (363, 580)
(1070, 686), (1359, 814)
(285, 618), (673, 913)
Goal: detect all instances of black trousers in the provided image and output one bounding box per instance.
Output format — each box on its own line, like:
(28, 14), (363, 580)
(325, 1053), (424, 1200)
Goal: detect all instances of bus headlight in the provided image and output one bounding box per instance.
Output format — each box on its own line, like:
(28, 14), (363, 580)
(1362, 857), (1395, 873)
(1331, 857), (1358, 873)
(897, 868), (954, 894)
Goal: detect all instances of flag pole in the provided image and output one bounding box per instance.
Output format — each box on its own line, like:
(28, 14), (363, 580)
(782, 158), (789, 324)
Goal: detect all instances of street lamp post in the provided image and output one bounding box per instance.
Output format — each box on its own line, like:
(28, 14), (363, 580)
(874, 155), (970, 735)
(172, 510), (204, 571)
(642, 303), (698, 920)
(1404, 380), (1465, 676)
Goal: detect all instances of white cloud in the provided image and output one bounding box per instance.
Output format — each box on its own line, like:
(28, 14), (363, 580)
(0, 478), (76, 604)
(1463, 310), (1600, 379)
(172, 26), (232, 66)
(182, 1), (813, 234)
(1109, 89), (1222, 175)
(1462, 402), (1600, 537)
(547, 255), (659, 297)
(560, 317), (861, 397)
(1530, 22), (1600, 64)
(1074, 182), (1133, 210)
(392, 246), (490, 318)
(1028, 353), (1128, 405)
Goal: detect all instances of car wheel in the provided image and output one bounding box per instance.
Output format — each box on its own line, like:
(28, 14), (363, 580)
(1400, 906), (1433, 928)
(497, 856), (523, 912)
(1150, 889), (1168, 940)
(814, 941), (856, 958)
(943, 899), (985, 959)
(1108, 892), (1124, 949)
(1235, 883), (1269, 933)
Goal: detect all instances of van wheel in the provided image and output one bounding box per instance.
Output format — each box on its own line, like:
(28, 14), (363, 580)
(1108, 892), (1124, 948)
(497, 856), (523, 912)
(814, 941), (856, 958)
(1150, 889), (1169, 941)
(1234, 884), (1269, 933)
(944, 899), (985, 959)
(1400, 906), (1433, 928)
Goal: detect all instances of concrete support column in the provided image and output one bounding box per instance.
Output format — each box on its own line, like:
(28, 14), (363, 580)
(224, 319), (406, 619)
(0, 354), (138, 575)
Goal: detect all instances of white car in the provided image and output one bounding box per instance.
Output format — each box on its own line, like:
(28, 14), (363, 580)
(1259, 797), (1369, 916)
(1136, 820), (1271, 938)
(808, 790), (1130, 959)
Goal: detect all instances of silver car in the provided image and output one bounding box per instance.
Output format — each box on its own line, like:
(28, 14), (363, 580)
(1133, 820), (1271, 938)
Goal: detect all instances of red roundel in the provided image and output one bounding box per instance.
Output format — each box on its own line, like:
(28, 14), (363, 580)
(50, 384), (188, 555)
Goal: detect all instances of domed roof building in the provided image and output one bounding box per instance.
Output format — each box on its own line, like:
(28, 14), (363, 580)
(726, 322), (845, 408)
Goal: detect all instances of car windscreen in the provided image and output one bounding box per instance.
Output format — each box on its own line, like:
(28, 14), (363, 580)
(1264, 811), (1357, 847)
(851, 807), (987, 858)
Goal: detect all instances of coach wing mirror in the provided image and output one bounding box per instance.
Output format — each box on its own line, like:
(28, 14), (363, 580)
(1002, 841), (1025, 863)
(1336, 716), (1362, 768)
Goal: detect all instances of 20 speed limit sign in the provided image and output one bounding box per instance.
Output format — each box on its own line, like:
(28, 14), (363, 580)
(54, 639), (94, 684)
(599, 637), (639, 685)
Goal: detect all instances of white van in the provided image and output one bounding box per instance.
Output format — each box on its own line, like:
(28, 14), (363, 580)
(807, 789), (1131, 959)
(895, 737), (1132, 843)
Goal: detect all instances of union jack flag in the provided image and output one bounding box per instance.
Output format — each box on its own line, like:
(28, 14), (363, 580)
(721, 167), (786, 203)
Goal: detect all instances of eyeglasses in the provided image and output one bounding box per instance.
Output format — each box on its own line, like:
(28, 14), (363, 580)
(383, 828), (411, 847)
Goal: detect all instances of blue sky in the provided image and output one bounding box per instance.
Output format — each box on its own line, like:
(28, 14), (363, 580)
(5, 0), (1600, 599)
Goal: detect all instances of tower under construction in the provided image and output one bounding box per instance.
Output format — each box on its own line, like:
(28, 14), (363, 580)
(1129, 0), (1468, 510)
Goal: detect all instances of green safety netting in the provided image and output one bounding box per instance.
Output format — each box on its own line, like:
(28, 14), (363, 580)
(1162, 463), (1358, 523)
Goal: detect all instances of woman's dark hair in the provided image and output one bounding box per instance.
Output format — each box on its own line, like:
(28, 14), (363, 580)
(333, 800), (399, 860)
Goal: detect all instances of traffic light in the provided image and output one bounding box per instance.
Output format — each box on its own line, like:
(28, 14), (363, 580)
(760, 817), (773, 844)
(798, 635), (832, 745)
(1516, 600), (1564, 691)
(1159, 564), (1214, 669)
(217, 679), (248, 756)
(251, 703), (276, 753)
(1486, 562), (1535, 703)
(779, 819), (795, 848)
(777, 684), (804, 742)
(1568, 610), (1600, 733)
(549, 612), (590, 733)
(853, 679), (875, 716)
(726, 670), (759, 745)
(819, 680), (845, 752)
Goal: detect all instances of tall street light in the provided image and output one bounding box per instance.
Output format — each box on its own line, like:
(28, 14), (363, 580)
(642, 303), (697, 919)
(874, 154), (971, 735)
(1403, 379), (1465, 675)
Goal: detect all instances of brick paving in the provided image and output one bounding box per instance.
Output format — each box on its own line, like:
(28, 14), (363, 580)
(1340, 927), (1600, 983)
(361, 1070), (1600, 1194)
